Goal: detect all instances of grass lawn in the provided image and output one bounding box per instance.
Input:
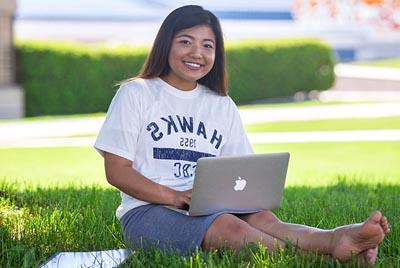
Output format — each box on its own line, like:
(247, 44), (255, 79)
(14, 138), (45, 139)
(0, 112), (105, 124)
(1, 141), (399, 267)
(1, 142), (399, 188)
(0, 147), (105, 188)
(245, 116), (400, 132)
(355, 57), (400, 69)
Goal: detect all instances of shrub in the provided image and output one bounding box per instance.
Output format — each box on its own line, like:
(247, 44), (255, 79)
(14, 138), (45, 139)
(226, 39), (335, 103)
(16, 39), (335, 116)
(16, 42), (148, 116)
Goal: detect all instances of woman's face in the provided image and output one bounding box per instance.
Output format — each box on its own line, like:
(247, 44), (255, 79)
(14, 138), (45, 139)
(164, 24), (216, 91)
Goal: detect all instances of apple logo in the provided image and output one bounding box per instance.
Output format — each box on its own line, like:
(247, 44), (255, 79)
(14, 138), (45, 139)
(234, 176), (247, 191)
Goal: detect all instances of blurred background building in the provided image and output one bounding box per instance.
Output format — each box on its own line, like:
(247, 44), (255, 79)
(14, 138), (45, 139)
(1, 0), (400, 118)
(14, 0), (400, 61)
(0, 0), (24, 118)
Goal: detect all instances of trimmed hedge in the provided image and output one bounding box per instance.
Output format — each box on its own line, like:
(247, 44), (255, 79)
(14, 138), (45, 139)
(16, 42), (148, 116)
(16, 39), (335, 116)
(227, 39), (335, 103)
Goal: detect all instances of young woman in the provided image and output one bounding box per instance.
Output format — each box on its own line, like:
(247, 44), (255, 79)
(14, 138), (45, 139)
(95, 5), (389, 264)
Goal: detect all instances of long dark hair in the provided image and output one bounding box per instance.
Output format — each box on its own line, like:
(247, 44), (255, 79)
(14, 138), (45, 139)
(131, 5), (228, 96)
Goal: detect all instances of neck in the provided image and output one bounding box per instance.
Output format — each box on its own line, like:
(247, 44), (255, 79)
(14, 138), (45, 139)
(161, 75), (197, 91)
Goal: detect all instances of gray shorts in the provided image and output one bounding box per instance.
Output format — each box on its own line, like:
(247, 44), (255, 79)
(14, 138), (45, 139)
(120, 204), (227, 256)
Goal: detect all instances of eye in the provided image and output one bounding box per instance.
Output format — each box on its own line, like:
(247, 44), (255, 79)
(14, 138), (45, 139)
(204, 43), (214, 49)
(179, 39), (191, 45)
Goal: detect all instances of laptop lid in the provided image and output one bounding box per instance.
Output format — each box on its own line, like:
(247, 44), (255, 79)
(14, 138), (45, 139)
(188, 152), (290, 216)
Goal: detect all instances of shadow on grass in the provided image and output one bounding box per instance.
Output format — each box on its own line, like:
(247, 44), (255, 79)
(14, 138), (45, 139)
(0, 183), (123, 267)
(0, 179), (399, 267)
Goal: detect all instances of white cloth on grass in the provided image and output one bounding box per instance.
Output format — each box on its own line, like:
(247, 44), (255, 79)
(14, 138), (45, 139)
(39, 249), (131, 268)
(94, 78), (253, 220)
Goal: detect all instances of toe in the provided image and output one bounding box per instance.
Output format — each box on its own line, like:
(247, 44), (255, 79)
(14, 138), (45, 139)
(380, 216), (391, 234)
(368, 211), (382, 224)
(386, 225), (391, 234)
(367, 247), (378, 264)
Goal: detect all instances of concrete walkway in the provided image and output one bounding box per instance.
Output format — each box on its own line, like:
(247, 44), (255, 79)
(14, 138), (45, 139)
(318, 64), (400, 102)
(1, 102), (399, 148)
(248, 130), (400, 144)
(240, 102), (400, 124)
(2, 129), (398, 148)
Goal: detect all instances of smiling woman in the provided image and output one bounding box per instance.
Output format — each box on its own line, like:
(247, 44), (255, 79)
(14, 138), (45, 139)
(93, 5), (390, 264)
(134, 5), (227, 95)
(165, 25), (216, 90)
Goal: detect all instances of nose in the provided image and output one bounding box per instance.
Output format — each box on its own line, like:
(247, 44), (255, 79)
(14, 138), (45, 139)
(190, 43), (202, 59)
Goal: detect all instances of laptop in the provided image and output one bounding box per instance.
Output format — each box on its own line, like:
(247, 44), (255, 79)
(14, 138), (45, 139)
(167, 152), (290, 216)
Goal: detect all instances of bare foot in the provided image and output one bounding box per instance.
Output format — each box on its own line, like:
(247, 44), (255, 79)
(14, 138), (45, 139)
(359, 247), (378, 265)
(380, 215), (391, 234)
(330, 211), (386, 264)
(359, 214), (390, 265)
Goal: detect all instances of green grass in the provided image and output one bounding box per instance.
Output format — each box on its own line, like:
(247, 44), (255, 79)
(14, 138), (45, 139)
(253, 141), (400, 186)
(1, 177), (399, 267)
(1, 141), (399, 267)
(355, 57), (400, 68)
(1, 142), (399, 188)
(245, 116), (400, 132)
(0, 147), (105, 188)
(0, 112), (105, 123)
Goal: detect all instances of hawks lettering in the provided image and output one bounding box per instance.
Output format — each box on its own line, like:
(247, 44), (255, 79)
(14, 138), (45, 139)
(146, 115), (223, 149)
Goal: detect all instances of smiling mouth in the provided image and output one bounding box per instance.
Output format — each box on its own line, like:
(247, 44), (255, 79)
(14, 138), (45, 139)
(183, 61), (203, 69)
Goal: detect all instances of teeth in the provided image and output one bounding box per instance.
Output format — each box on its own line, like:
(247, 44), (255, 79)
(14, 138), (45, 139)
(185, 62), (201, 68)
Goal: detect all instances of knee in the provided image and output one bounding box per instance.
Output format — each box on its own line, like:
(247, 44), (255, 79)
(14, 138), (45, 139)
(251, 210), (280, 225)
(203, 214), (250, 249)
(214, 214), (249, 236)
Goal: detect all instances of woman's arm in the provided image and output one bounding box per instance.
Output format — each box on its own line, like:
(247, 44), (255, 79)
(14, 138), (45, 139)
(104, 152), (191, 208)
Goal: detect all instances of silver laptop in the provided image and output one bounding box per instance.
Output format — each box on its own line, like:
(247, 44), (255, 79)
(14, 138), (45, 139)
(167, 152), (290, 216)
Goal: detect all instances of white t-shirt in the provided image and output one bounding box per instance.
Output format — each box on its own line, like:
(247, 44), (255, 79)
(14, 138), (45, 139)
(94, 77), (253, 220)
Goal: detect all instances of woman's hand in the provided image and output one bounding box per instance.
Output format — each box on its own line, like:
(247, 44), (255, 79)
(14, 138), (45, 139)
(171, 189), (192, 209)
